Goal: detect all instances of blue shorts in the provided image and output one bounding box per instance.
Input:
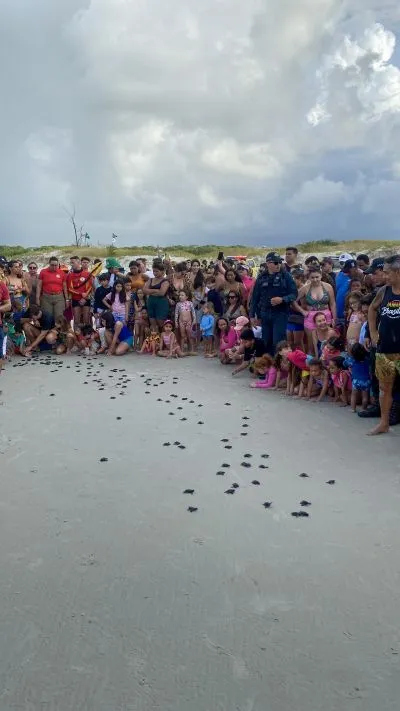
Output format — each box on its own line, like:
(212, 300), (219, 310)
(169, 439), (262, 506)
(352, 378), (371, 392)
(119, 325), (133, 347)
(287, 322), (304, 332)
(0, 327), (5, 357)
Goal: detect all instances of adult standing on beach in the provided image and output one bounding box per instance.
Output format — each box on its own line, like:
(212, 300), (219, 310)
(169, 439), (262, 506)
(283, 247), (301, 272)
(143, 260), (170, 331)
(127, 261), (148, 293)
(25, 262), (39, 306)
(295, 267), (336, 353)
(0, 276), (11, 372)
(250, 252), (297, 355)
(368, 256), (400, 435)
(37, 257), (69, 322)
(66, 256), (93, 327)
(5, 260), (30, 310)
(105, 258), (124, 288)
(336, 259), (361, 322)
(359, 258), (386, 421)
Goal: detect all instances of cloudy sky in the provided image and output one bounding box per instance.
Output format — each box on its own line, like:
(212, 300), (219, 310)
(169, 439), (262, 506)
(1, 0), (400, 247)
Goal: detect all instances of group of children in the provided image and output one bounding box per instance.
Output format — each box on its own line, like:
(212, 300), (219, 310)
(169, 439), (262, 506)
(247, 336), (370, 413)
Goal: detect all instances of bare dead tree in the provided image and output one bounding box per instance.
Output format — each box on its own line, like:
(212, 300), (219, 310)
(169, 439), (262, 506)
(63, 205), (83, 247)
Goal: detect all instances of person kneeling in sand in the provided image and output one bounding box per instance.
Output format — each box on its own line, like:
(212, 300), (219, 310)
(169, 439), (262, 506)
(157, 320), (185, 358)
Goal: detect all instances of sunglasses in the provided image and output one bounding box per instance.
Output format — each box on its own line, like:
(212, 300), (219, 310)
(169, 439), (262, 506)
(228, 295), (237, 299)
(28, 266), (37, 270)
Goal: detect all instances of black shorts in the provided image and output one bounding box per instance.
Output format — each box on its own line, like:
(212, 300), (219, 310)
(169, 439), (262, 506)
(72, 299), (91, 308)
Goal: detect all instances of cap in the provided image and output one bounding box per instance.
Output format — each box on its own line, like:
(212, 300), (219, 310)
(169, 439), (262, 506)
(234, 316), (250, 331)
(105, 257), (121, 269)
(339, 252), (353, 264)
(343, 259), (357, 271)
(366, 257), (385, 274)
(237, 263), (249, 271)
(266, 251), (282, 263)
(0, 255), (8, 267)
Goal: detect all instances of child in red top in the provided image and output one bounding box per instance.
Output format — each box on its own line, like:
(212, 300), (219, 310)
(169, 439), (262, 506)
(328, 356), (352, 406)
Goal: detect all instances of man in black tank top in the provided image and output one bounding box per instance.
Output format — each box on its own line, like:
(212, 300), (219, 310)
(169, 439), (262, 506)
(368, 256), (400, 435)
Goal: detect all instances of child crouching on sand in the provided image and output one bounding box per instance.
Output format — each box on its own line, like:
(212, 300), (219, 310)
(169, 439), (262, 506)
(250, 353), (288, 390)
(158, 320), (185, 358)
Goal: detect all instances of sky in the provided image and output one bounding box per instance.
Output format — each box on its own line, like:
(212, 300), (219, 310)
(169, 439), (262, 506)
(1, 0), (400, 248)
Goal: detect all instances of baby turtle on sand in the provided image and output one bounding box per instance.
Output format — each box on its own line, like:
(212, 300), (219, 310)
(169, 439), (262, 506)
(225, 488), (235, 495)
(183, 489), (195, 495)
(251, 480), (260, 486)
(262, 502), (272, 509)
(187, 506), (198, 513)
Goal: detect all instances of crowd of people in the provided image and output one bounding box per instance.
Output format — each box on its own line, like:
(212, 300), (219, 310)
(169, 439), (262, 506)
(0, 247), (399, 436)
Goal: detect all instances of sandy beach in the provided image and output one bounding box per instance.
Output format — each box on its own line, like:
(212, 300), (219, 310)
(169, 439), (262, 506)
(1, 354), (400, 711)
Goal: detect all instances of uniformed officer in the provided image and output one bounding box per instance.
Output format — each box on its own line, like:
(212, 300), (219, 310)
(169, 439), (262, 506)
(249, 252), (298, 354)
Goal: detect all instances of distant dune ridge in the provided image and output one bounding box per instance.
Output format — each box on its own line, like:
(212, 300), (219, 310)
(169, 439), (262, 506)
(1, 239), (400, 266)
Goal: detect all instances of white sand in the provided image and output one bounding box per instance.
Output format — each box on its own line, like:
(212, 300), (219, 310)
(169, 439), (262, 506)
(1, 354), (400, 711)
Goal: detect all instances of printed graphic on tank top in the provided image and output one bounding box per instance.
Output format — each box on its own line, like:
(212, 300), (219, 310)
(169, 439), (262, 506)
(378, 287), (400, 353)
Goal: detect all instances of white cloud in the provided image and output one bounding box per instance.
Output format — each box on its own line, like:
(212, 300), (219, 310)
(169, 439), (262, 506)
(0, 0), (400, 245)
(287, 175), (351, 213)
(198, 185), (221, 207)
(202, 140), (282, 180)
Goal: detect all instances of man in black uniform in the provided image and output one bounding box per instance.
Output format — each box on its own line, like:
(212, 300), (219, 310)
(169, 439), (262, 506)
(249, 252), (297, 354)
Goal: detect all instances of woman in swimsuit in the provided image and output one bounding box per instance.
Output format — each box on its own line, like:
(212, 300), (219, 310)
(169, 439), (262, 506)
(143, 260), (170, 331)
(296, 267), (336, 352)
(6, 260), (30, 311)
(311, 311), (337, 358)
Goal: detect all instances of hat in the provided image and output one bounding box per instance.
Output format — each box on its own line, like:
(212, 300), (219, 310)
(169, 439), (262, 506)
(237, 263), (249, 271)
(339, 252), (353, 264)
(234, 316), (249, 331)
(106, 257), (121, 269)
(343, 259), (357, 271)
(366, 257), (385, 274)
(0, 255), (8, 267)
(266, 251), (282, 263)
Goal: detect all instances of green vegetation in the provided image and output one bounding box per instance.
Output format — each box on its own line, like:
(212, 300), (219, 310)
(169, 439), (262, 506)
(1, 239), (400, 263)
